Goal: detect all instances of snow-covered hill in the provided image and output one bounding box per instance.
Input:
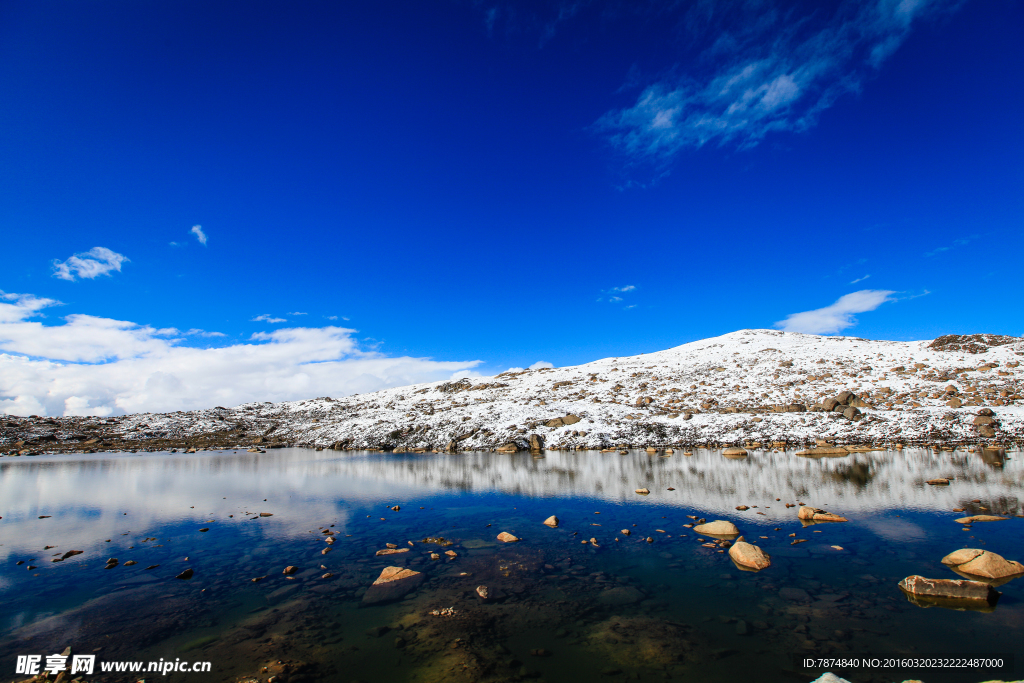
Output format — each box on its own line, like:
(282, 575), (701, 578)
(3, 330), (1022, 452)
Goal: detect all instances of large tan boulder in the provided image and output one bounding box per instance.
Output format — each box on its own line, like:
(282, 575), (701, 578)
(543, 515), (559, 528)
(898, 575), (1000, 605)
(693, 520), (739, 537)
(728, 541), (771, 571)
(362, 566), (425, 604)
(941, 549), (1024, 580)
(798, 506), (848, 522)
(496, 532), (519, 543)
(722, 446), (747, 458)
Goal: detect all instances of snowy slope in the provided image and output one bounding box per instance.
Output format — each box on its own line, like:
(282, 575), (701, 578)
(100, 329), (1023, 450)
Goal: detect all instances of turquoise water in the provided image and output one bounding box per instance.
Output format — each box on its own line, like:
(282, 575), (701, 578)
(0, 448), (1021, 682)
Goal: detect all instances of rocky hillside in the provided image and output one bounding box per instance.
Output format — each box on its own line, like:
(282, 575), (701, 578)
(2, 330), (1022, 454)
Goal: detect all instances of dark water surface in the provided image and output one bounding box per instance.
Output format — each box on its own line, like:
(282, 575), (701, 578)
(1, 448), (1021, 683)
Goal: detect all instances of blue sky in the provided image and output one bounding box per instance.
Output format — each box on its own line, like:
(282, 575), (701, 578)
(1, 0), (1022, 416)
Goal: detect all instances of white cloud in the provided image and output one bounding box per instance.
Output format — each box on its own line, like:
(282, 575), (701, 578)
(288, 311), (308, 316)
(190, 225), (208, 246)
(775, 289), (896, 334)
(925, 235), (975, 257)
(0, 291), (481, 416)
(596, 0), (952, 163)
(611, 285), (636, 292)
(252, 314), (287, 323)
(849, 274), (870, 284)
(185, 328), (227, 338)
(529, 361), (554, 370)
(609, 296), (623, 303)
(52, 247), (129, 281)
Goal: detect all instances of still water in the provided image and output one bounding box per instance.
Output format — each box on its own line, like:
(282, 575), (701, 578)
(0, 448), (1021, 683)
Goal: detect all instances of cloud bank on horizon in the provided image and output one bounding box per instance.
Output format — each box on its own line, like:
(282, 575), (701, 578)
(0, 291), (480, 417)
(596, 0), (952, 163)
(775, 289), (896, 334)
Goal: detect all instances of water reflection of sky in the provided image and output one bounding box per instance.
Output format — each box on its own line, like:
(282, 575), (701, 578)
(0, 447), (1019, 565)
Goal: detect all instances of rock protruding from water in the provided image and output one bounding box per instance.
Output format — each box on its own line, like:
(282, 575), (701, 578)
(940, 549), (1024, 581)
(798, 506), (848, 522)
(693, 520), (739, 537)
(796, 446), (849, 457)
(362, 566), (425, 604)
(722, 446), (747, 457)
(728, 541), (771, 571)
(375, 548), (410, 556)
(496, 531), (519, 543)
(954, 515), (1008, 524)
(543, 515), (559, 528)
(898, 575), (1000, 606)
(635, 488), (650, 495)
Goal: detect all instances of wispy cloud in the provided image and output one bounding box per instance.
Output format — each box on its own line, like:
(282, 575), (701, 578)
(925, 235), (975, 257)
(608, 296), (623, 303)
(595, 0), (954, 165)
(849, 274), (870, 284)
(190, 225), (208, 246)
(775, 289), (896, 334)
(252, 314), (287, 323)
(0, 291), (480, 416)
(611, 284), (636, 292)
(288, 311), (308, 316)
(52, 247), (129, 281)
(185, 328), (227, 338)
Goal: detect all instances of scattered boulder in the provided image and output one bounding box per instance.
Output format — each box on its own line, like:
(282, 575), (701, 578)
(596, 585), (645, 606)
(543, 515), (559, 528)
(926, 478), (950, 486)
(898, 575), (1000, 606)
(955, 515), (1008, 524)
(798, 506), (848, 522)
(363, 566), (425, 604)
(529, 434), (544, 451)
(175, 568), (194, 580)
(635, 488), (651, 495)
(693, 520), (740, 538)
(728, 541), (771, 571)
(283, 566), (298, 574)
(722, 446), (747, 457)
(496, 443), (519, 453)
(796, 446), (849, 457)
(497, 532), (519, 543)
(941, 549), (1024, 581)
(375, 548), (409, 556)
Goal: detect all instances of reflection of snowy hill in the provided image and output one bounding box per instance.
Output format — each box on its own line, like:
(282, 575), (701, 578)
(1, 447), (1019, 565)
